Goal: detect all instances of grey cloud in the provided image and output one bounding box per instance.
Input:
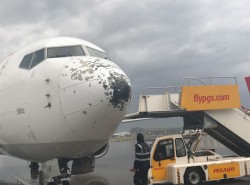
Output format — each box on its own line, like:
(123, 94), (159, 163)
(1, 0), (250, 110)
(0, 0), (45, 25)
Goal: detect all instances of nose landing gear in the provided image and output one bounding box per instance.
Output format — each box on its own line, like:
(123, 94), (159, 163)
(38, 155), (95, 185)
(38, 158), (71, 185)
(29, 162), (39, 179)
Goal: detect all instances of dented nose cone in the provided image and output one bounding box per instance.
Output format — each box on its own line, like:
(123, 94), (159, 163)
(59, 57), (131, 141)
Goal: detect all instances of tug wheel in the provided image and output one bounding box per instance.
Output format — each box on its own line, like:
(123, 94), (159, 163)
(184, 168), (203, 185)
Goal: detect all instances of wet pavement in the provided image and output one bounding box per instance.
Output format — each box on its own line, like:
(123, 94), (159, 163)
(0, 141), (135, 185)
(0, 140), (250, 185)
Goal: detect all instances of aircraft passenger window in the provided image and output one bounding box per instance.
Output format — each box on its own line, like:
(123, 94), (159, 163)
(30, 49), (45, 68)
(86, 46), (110, 60)
(19, 53), (34, 69)
(175, 138), (186, 157)
(47, 46), (85, 58)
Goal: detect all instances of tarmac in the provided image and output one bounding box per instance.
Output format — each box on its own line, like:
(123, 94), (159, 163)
(204, 178), (250, 185)
(0, 139), (250, 185)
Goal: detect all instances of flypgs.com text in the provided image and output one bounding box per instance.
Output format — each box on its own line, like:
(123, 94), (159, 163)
(193, 94), (230, 104)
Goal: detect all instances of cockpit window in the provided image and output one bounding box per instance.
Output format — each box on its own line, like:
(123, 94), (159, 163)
(19, 53), (34, 69)
(19, 48), (45, 70)
(30, 49), (45, 68)
(47, 45), (85, 58)
(86, 46), (110, 60)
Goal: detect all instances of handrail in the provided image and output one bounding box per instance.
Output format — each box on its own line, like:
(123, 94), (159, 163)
(142, 86), (181, 95)
(183, 76), (237, 86)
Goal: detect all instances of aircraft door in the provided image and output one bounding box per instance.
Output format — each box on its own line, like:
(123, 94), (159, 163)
(151, 138), (176, 183)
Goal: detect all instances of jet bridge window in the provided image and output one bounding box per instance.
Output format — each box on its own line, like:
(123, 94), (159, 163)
(47, 45), (85, 58)
(86, 46), (110, 60)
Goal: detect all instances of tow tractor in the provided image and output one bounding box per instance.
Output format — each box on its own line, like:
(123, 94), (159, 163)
(148, 133), (250, 185)
(124, 77), (250, 184)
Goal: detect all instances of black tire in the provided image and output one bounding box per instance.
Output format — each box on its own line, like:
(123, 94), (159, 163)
(184, 168), (203, 185)
(62, 180), (70, 185)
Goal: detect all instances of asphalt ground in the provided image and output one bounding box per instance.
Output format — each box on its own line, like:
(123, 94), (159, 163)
(0, 140), (250, 185)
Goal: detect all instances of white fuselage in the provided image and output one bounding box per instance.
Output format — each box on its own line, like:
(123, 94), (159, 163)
(0, 37), (131, 162)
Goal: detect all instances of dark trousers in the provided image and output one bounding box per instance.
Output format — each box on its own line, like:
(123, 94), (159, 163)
(134, 168), (148, 185)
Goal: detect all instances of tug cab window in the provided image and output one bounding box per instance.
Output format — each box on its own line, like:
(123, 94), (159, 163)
(86, 46), (110, 60)
(47, 45), (85, 58)
(154, 139), (174, 161)
(19, 48), (45, 70)
(175, 138), (186, 157)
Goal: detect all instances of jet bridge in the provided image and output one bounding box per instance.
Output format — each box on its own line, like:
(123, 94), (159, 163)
(124, 77), (250, 157)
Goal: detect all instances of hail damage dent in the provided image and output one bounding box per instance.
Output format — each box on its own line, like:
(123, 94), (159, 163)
(64, 58), (131, 111)
(108, 72), (131, 111)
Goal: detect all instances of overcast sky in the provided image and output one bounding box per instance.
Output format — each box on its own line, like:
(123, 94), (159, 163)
(1, 0), (250, 129)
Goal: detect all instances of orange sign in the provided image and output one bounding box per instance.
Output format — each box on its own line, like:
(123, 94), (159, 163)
(181, 85), (240, 111)
(208, 162), (240, 180)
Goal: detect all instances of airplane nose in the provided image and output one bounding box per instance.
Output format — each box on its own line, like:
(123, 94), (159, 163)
(58, 57), (131, 141)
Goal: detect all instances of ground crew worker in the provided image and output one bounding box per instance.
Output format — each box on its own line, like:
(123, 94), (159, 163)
(132, 133), (150, 185)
